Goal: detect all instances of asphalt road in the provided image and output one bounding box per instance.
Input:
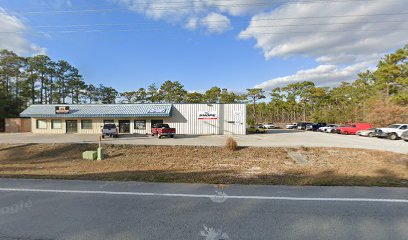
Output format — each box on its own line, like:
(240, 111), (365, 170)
(1, 130), (407, 154)
(0, 179), (407, 240)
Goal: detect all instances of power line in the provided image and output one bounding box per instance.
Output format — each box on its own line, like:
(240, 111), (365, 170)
(14, 0), (383, 15)
(239, 28), (408, 35)
(30, 20), (407, 29)
(221, 12), (408, 23)
(17, 11), (408, 24)
(1, 27), (407, 35)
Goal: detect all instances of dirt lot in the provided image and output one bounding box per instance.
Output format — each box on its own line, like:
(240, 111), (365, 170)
(0, 143), (407, 187)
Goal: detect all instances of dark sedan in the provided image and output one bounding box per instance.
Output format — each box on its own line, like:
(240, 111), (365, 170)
(306, 123), (327, 131)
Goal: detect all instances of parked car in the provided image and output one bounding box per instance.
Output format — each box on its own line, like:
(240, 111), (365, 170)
(374, 124), (408, 140)
(401, 130), (408, 142)
(247, 126), (267, 134)
(336, 123), (372, 135)
(297, 122), (313, 130)
(332, 125), (346, 134)
(262, 123), (276, 129)
(101, 123), (119, 138)
(306, 123), (326, 131)
(356, 128), (376, 137)
(305, 124), (314, 131)
(285, 123), (298, 129)
(318, 124), (338, 132)
(151, 123), (176, 138)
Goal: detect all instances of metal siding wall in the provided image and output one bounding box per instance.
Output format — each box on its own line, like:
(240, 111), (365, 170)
(167, 104), (220, 135)
(222, 104), (247, 135)
(167, 104), (246, 135)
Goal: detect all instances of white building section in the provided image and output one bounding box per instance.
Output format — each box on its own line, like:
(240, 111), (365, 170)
(20, 104), (247, 135)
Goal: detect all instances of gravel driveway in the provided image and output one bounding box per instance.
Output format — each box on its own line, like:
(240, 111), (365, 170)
(0, 130), (407, 154)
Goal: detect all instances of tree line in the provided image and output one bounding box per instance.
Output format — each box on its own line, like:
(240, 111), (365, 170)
(1, 45), (407, 126)
(247, 45), (408, 126)
(0, 50), (118, 118)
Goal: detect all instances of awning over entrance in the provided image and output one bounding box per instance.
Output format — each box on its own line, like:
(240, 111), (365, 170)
(20, 104), (173, 118)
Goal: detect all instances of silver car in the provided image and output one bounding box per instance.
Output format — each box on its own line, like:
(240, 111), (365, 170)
(401, 130), (408, 142)
(356, 128), (376, 137)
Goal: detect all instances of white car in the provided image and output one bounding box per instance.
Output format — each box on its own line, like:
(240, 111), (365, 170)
(375, 124), (408, 140)
(285, 123), (297, 129)
(318, 124), (338, 132)
(262, 123), (275, 129)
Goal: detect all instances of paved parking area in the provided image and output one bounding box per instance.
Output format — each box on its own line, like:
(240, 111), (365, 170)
(0, 130), (407, 154)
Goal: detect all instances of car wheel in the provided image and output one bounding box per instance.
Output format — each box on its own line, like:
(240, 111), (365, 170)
(368, 132), (374, 137)
(388, 133), (398, 140)
(255, 130), (260, 133)
(101, 135), (105, 139)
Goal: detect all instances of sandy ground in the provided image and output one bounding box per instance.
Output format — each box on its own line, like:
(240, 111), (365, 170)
(0, 143), (407, 186)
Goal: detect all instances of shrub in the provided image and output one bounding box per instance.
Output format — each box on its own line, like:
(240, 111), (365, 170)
(366, 99), (408, 126)
(225, 137), (238, 152)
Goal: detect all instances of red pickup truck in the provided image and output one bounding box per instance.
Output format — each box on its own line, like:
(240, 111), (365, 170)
(337, 123), (372, 135)
(151, 123), (176, 138)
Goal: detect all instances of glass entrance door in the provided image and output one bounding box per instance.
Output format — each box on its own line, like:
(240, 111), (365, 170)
(119, 120), (130, 133)
(66, 120), (78, 133)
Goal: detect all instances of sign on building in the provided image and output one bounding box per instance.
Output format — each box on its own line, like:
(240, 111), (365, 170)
(147, 108), (166, 113)
(55, 106), (70, 114)
(198, 111), (218, 120)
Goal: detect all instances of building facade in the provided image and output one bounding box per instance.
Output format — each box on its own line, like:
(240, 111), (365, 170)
(20, 104), (247, 135)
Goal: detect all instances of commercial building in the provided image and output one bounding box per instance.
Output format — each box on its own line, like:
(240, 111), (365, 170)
(20, 103), (247, 135)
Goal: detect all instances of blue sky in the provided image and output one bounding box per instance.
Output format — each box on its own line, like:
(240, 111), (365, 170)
(0, 0), (407, 93)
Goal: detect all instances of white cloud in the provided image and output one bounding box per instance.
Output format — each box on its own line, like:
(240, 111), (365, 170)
(185, 17), (199, 30)
(239, 0), (408, 89)
(114, 0), (236, 33)
(255, 62), (376, 90)
(113, 0), (407, 89)
(240, 1), (408, 63)
(200, 12), (231, 33)
(0, 8), (45, 55)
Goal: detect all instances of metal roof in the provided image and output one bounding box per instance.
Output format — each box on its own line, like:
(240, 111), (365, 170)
(20, 104), (173, 118)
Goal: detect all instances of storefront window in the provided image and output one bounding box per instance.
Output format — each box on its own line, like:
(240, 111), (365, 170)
(51, 120), (62, 129)
(134, 120), (146, 130)
(81, 120), (93, 129)
(104, 120), (114, 124)
(36, 119), (47, 129)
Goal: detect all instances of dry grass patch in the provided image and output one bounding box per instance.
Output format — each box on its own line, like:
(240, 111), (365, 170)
(224, 137), (238, 152)
(0, 144), (407, 186)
